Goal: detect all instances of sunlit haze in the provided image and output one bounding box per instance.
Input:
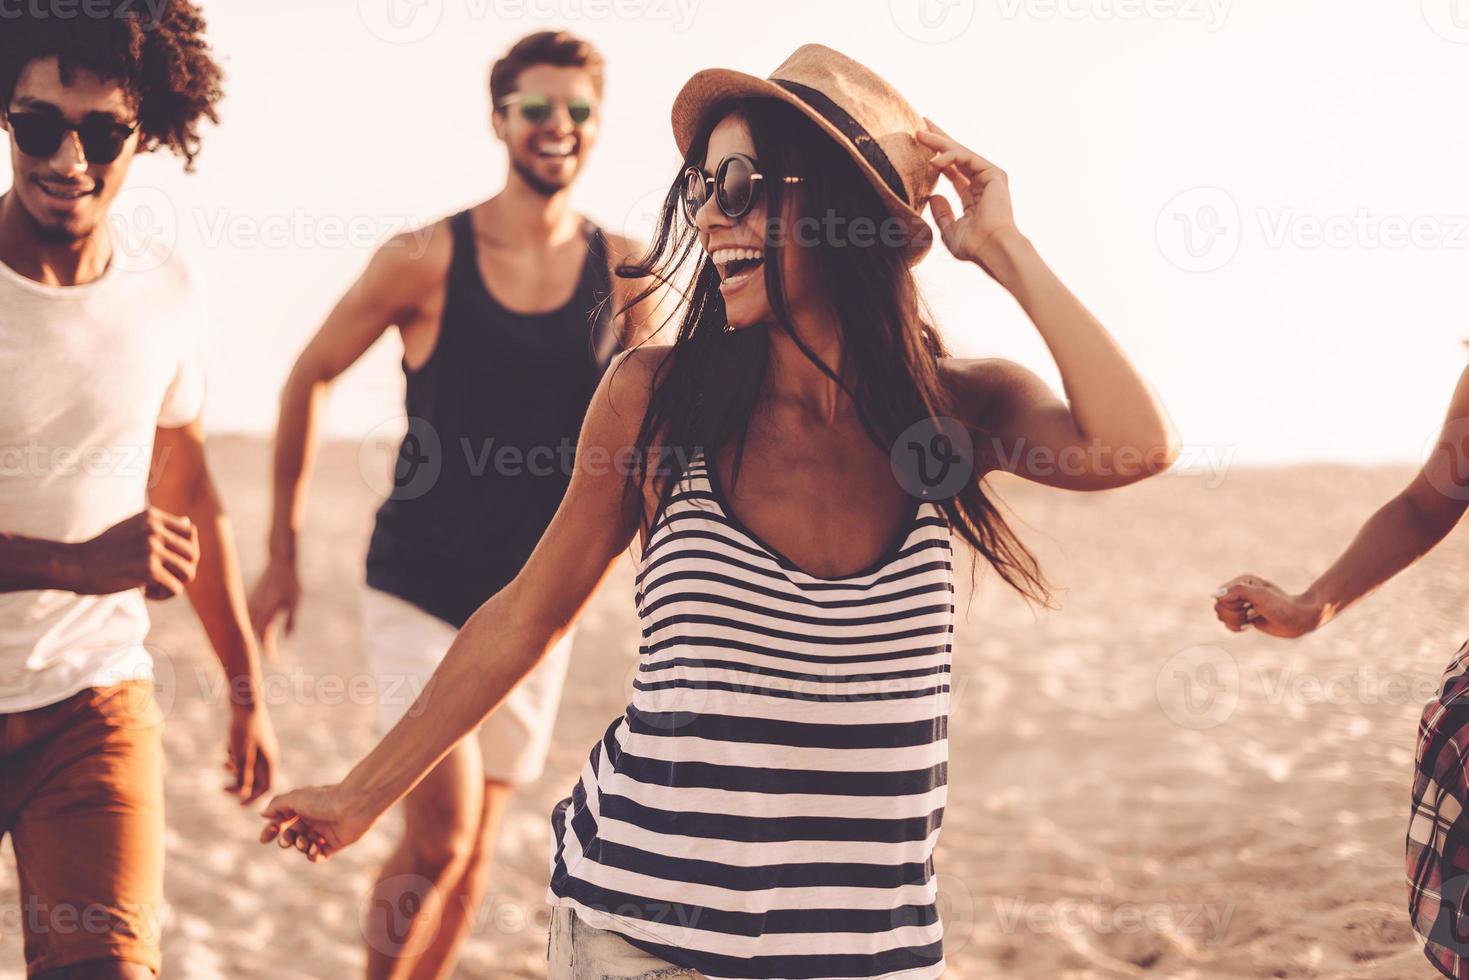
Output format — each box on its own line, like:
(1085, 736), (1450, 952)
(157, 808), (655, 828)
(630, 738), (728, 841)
(5, 0), (1465, 467)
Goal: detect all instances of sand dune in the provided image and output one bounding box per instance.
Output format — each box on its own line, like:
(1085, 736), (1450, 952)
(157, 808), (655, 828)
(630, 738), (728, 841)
(1, 439), (1457, 978)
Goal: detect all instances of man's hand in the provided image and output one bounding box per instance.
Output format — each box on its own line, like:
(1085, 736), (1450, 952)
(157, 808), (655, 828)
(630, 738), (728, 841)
(248, 559), (301, 661)
(67, 507), (200, 599)
(225, 702), (278, 805)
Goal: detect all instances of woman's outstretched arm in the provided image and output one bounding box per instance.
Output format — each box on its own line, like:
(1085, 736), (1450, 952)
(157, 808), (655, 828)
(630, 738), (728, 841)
(1214, 363), (1469, 636)
(258, 346), (666, 860)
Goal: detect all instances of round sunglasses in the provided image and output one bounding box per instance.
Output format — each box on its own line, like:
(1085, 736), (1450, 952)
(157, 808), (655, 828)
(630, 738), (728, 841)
(496, 93), (596, 128)
(682, 153), (804, 224)
(6, 111), (138, 164)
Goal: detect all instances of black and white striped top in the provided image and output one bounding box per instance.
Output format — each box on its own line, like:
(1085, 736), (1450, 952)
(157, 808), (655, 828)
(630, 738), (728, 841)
(548, 451), (956, 979)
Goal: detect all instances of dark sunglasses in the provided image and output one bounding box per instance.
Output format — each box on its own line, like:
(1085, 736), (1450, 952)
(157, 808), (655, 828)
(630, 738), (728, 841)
(6, 111), (138, 164)
(682, 152), (804, 224)
(496, 93), (596, 127)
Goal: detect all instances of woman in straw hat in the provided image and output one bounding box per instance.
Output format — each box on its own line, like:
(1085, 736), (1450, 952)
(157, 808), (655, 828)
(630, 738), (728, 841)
(260, 44), (1178, 977)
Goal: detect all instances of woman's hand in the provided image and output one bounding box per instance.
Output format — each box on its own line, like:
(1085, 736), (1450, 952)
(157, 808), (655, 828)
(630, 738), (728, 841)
(917, 118), (1025, 281)
(259, 783), (377, 863)
(1213, 574), (1323, 637)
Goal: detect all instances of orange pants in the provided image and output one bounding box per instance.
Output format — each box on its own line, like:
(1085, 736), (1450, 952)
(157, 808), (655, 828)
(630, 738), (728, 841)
(0, 680), (164, 976)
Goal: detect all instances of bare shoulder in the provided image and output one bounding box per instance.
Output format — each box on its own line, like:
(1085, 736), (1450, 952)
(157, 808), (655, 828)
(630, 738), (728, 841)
(599, 344), (673, 416)
(583, 344), (674, 436)
(602, 231), (659, 292)
(1406, 360), (1469, 527)
(359, 219), (454, 313)
(373, 218), (452, 278)
(939, 356), (1037, 393)
(938, 356), (1053, 430)
(1449, 361), (1469, 410)
(601, 231), (648, 268)
(583, 346), (676, 510)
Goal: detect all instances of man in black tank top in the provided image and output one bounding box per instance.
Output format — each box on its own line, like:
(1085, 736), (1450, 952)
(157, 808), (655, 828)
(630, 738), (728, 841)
(247, 31), (660, 980)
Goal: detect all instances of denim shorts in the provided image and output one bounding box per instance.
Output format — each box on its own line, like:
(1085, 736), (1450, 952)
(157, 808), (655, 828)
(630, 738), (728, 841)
(546, 905), (700, 979)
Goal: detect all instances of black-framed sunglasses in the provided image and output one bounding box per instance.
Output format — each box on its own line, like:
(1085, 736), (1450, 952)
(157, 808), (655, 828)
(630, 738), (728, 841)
(6, 111), (138, 164)
(496, 93), (596, 127)
(682, 152), (804, 224)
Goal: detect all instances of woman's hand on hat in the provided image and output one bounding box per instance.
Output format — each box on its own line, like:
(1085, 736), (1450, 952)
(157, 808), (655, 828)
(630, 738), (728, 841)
(918, 117), (1024, 280)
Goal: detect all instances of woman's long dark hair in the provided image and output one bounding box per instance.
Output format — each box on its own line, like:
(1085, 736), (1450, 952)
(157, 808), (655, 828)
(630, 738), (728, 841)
(614, 98), (1049, 603)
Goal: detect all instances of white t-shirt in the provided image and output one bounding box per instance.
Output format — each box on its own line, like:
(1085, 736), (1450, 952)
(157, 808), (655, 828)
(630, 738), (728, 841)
(0, 230), (206, 712)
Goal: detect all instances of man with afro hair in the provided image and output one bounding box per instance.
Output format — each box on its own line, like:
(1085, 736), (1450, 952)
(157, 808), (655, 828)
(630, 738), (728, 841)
(0, 4), (277, 976)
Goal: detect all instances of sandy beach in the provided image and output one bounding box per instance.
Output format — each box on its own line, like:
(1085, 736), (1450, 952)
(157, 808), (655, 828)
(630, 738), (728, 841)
(2, 436), (1458, 979)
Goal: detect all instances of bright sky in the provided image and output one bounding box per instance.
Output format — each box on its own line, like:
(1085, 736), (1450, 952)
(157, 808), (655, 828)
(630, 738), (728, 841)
(5, 0), (1468, 466)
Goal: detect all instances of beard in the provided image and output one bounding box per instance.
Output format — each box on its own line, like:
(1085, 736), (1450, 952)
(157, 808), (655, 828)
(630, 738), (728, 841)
(510, 154), (574, 198)
(23, 203), (93, 245)
(17, 184), (99, 244)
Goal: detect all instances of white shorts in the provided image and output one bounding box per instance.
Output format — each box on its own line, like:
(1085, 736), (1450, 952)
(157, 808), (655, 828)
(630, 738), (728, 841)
(360, 587), (574, 786)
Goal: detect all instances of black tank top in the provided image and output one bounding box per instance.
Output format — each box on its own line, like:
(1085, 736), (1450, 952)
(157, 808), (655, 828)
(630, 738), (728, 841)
(364, 209), (622, 627)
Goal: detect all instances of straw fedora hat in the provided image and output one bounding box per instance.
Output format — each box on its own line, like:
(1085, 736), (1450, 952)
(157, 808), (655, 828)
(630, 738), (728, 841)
(670, 44), (938, 264)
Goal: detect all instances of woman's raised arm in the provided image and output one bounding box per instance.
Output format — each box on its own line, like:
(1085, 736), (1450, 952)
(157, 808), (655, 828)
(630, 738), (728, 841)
(919, 120), (1179, 491)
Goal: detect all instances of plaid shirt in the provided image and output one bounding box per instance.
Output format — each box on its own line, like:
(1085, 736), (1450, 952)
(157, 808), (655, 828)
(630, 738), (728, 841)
(1409, 638), (1469, 979)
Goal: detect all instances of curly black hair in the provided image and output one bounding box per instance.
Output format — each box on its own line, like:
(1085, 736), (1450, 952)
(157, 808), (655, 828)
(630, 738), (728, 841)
(0, 0), (224, 171)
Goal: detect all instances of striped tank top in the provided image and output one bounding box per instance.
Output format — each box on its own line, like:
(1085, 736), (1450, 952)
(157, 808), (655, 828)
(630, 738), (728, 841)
(548, 450), (956, 979)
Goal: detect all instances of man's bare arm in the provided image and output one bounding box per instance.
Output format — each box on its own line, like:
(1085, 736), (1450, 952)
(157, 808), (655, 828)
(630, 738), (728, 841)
(151, 418), (279, 802)
(248, 225), (450, 654)
(0, 511), (197, 596)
